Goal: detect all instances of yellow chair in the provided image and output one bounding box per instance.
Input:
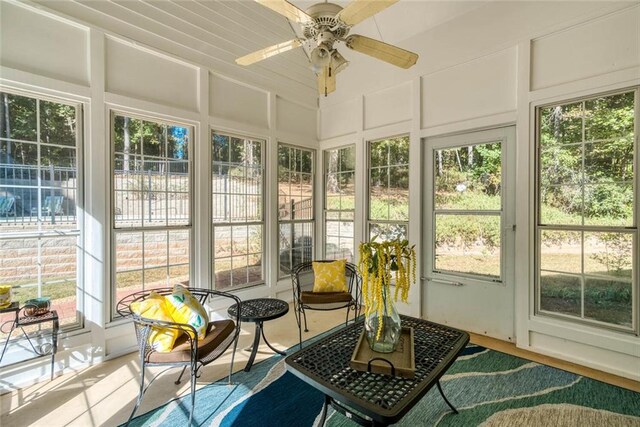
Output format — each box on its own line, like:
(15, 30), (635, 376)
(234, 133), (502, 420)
(291, 260), (362, 349)
(116, 287), (241, 426)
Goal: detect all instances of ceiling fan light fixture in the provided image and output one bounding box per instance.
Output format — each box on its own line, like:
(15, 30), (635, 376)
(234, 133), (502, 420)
(331, 51), (349, 74)
(310, 45), (332, 67)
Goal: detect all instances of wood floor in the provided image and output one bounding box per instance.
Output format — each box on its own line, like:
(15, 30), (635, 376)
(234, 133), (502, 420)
(1, 306), (638, 427)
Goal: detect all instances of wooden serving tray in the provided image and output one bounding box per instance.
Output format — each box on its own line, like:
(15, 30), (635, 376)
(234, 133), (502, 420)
(350, 327), (415, 379)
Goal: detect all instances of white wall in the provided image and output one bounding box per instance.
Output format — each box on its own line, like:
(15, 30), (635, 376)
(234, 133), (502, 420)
(0, 0), (318, 390)
(318, 1), (640, 380)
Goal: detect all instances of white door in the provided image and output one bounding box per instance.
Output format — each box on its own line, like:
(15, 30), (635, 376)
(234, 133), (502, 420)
(422, 127), (516, 341)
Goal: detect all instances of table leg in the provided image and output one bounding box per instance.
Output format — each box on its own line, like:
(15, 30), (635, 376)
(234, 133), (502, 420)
(244, 321), (263, 372)
(260, 325), (286, 356)
(318, 394), (330, 426)
(437, 380), (459, 414)
(51, 317), (59, 380)
(0, 321), (16, 364)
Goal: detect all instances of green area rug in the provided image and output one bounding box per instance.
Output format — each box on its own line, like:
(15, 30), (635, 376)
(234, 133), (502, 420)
(130, 338), (640, 426)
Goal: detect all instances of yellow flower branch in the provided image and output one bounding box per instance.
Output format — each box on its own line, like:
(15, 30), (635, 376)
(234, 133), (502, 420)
(358, 240), (417, 340)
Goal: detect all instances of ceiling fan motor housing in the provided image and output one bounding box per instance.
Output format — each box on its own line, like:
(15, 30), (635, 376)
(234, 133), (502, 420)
(302, 2), (350, 40)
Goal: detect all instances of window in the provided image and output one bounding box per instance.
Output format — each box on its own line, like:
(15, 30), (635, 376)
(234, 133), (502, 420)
(536, 90), (637, 331)
(368, 136), (409, 241)
(111, 113), (191, 318)
(324, 145), (355, 262)
(433, 141), (503, 279)
(0, 90), (83, 331)
(212, 132), (264, 289)
(278, 144), (314, 277)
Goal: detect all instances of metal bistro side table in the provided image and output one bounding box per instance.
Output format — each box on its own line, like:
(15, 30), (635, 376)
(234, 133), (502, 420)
(0, 302), (59, 380)
(227, 298), (289, 372)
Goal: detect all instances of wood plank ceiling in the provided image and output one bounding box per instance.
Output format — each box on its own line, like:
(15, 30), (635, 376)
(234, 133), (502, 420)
(31, 0), (488, 102)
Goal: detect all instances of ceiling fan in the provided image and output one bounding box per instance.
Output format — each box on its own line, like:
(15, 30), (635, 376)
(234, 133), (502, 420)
(235, 0), (419, 96)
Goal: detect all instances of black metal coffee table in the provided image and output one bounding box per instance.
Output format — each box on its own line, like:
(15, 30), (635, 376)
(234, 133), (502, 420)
(285, 315), (469, 426)
(228, 298), (289, 372)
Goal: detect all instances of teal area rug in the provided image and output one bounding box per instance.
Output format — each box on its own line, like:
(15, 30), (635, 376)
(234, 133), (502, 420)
(129, 336), (640, 426)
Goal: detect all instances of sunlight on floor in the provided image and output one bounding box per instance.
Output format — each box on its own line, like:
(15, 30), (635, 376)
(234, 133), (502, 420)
(0, 304), (345, 427)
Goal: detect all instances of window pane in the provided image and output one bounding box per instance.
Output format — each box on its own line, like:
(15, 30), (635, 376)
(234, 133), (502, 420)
(389, 166), (409, 221)
(0, 237), (79, 332)
(325, 220), (354, 262)
(325, 146), (355, 261)
(435, 143), (502, 210)
(0, 92), (82, 334)
(584, 138), (633, 183)
(435, 214), (501, 278)
(536, 90), (636, 330)
(583, 183), (633, 227)
(369, 167), (388, 220)
(40, 101), (76, 147)
(0, 92), (37, 141)
(584, 232), (633, 279)
(539, 102), (583, 146)
(113, 114), (190, 228)
(168, 126), (189, 160)
(279, 223), (292, 276)
(0, 238), (39, 318)
(540, 185), (582, 226)
(539, 272), (581, 317)
(212, 132), (264, 288)
(540, 230), (581, 274)
(279, 144), (314, 277)
(584, 277), (632, 327)
(539, 144), (582, 187)
(370, 222), (407, 242)
(368, 136), (409, 236)
(114, 230), (190, 307)
(584, 92), (634, 141)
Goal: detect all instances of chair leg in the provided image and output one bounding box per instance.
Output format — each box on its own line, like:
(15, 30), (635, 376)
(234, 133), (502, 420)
(189, 366), (196, 426)
(298, 317), (303, 350)
(127, 365), (146, 425)
(302, 307), (309, 332)
(228, 333), (239, 385)
(344, 305), (350, 326)
(175, 365), (187, 385)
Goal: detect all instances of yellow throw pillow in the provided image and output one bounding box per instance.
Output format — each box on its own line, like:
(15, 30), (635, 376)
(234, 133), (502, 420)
(130, 291), (181, 353)
(312, 259), (348, 293)
(164, 285), (209, 340)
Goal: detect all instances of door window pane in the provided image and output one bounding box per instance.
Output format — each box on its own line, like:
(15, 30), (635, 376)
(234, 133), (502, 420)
(434, 214), (501, 278)
(432, 141), (503, 280)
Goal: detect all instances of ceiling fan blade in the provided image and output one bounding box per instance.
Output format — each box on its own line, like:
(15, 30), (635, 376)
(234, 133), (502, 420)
(318, 66), (336, 97)
(336, 0), (398, 27)
(255, 0), (314, 25)
(236, 39), (304, 66)
(345, 35), (418, 69)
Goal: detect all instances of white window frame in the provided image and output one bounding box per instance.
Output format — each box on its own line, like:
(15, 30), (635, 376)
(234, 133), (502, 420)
(211, 130), (265, 290)
(534, 87), (639, 334)
(277, 142), (315, 278)
(0, 88), (85, 332)
(323, 144), (356, 262)
(366, 135), (410, 242)
(109, 110), (194, 320)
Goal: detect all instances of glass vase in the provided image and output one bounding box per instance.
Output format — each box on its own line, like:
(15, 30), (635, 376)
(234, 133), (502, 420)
(364, 284), (402, 353)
